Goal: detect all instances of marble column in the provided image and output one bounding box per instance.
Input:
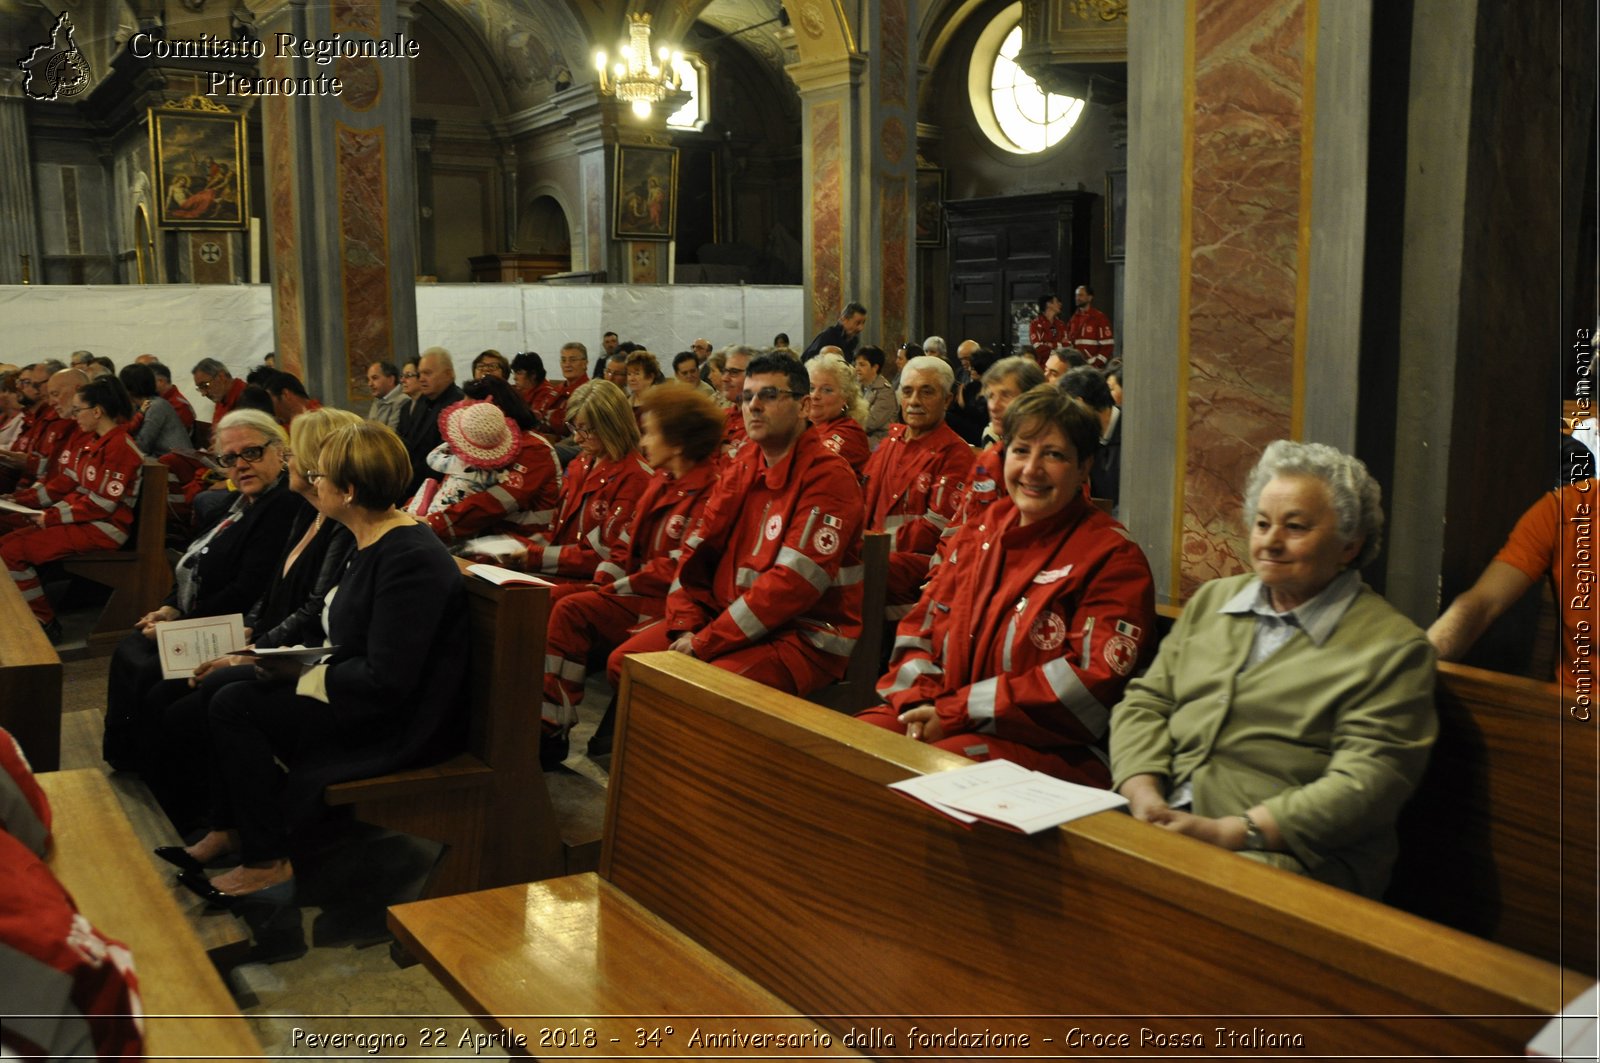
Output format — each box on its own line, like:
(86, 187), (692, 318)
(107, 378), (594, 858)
(250, 0), (420, 404)
(0, 74), (43, 285)
(787, 0), (917, 348)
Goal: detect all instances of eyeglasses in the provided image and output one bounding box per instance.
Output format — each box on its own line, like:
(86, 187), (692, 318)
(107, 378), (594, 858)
(217, 444), (274, 467)
(570, 423), (593, 439)
(740, 387), (804, 406)
(401, 371), (419, 380)
(69, 405), (94, 416)
(304, 468), (324, 485)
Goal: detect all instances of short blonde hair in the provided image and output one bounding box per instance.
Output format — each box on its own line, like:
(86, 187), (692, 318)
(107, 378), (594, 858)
(566, 379), (640, 461)
(287, 407), (362, 480)
(319, 421), (412, 510)
(807, 352), (868, 425)
(215, 409), (287, 447)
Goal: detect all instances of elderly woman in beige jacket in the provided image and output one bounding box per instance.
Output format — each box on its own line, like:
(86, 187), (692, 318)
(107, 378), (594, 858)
(1110, 441), (1437, 898)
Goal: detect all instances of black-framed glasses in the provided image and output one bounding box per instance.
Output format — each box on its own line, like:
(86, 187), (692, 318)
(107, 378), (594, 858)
(217, 444), (273, 467)
(740, 387), (804, 406)
(69, 405), (94, 416)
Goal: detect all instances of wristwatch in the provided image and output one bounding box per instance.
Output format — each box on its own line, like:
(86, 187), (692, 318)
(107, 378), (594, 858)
(1238, 813), (1267, 852)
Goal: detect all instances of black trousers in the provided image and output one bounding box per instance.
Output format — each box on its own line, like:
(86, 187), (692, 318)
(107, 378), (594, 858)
(103, 632), (191, 771)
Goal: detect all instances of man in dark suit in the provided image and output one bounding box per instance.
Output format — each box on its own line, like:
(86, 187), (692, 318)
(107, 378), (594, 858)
(1058, 365), (1121, 513)
(800, 301), (868, 362)
(402, 347), (464, 494)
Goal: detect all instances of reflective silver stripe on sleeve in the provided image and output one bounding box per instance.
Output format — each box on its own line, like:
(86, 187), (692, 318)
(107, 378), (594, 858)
(926, 510), (949, 530)
(1002, 610), (1020, 673)
(541, 545), (564, 572)
(685, 534), (703, 549)
(776, 546), (830, 593)
(586, 525), (604, 550)
(610, 576), (634, 596)
(1080, 615), (1095, 671)
(882, 513), (910, 531)
(668, 577), (683, 594)
(802, 627), (856, 657)
(838, 565), (864, 586)
(595, 561), (625, 581)
(893, 633), (933, 654)
(729, 595), (768, 639)
(798, 507), (820, 549)
(1041, 657), (1110, 737)
(668, 548), (683, 559)
(618, 529), (632, 544)
(487, 485), (519, 512)
(85, 492), (117, 514)
(89, 521), (128, 546)
(508, 507), (554, 528)
(882, 655), (942, 695)
(966, 676), (1000, 734)
(735, 566), (760, 589)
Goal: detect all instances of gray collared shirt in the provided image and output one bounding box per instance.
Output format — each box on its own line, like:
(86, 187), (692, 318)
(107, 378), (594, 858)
(1218, 567), (1364, 671)
(367, 383), (409, 431)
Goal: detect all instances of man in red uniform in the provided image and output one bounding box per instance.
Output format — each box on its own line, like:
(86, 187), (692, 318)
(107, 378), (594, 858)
(861, 355), (976, 621)
(541, 342), (591, 445)
(609, 353), (865, 696)
(1065, 284), (1115, 368)
(191, 358), (246, 428)
(1028, 294), (1071, 365)
(720, 345), (752, 459)
(861, 388), (1156, 784)
(0, 364), (77, 494)
(1, 376), (143, 637)
(148, 361), (196, 431)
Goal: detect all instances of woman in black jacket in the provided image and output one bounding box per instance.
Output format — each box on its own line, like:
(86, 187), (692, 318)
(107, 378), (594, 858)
(101, 409), (306, 771)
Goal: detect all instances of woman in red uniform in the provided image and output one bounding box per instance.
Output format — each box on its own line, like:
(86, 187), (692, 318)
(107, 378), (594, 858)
(859, 385), (1157, 785)
(1, 376), (144, 639)
(1028, 293), (1070, 365)
(513, 379), (652, 580)
(804, 352), (871, 477)
(540, 384), (724, 762)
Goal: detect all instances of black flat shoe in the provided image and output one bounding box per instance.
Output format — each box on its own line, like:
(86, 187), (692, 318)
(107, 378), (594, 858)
(177, 869), (296, 910)
(154, 846), (204, 874)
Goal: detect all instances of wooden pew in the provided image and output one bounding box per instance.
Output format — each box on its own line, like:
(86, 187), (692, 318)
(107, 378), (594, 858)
(0, 571), (62, 770)
(323, 558), (600, 899)
(37, 769), (261, 1062)
(392, 654), (1579, 1055)
(63, 460), (171, 654)
(1388, 661), (1598, 975)
(809, 531), (890, 713)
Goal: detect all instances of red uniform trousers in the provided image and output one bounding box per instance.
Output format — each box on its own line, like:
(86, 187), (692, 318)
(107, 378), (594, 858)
(543, 588), (647, 729)
(1, 522), (121, 623)
(607, 618), (842, 697)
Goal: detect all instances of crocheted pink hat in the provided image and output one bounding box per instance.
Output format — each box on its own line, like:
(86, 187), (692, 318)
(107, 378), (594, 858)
(439, 399), (518, 469)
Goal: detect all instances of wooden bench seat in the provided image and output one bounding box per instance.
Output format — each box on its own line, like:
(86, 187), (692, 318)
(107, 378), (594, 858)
(392, 653), (1580, 1056)
(324, 558), (603, 900)
(808, 530), (890, 713)
(37, 769), (261, 1062)
(63, 459), (172, 655)
(0, 571), (62, 770)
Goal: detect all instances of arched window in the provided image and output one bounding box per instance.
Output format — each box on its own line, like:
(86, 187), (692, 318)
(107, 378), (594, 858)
(968, 3), (1083, 155)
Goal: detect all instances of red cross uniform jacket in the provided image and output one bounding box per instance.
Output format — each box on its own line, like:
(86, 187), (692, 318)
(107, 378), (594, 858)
(423, 430), (562, 542)
(14, 426), (93, 507)
(17, 407), (75, 485)
(537, 376), (588, 442)
(592, 459), (719, 611)
(935, 438), (1004, 561)
(806, 414), (871, 477)
(1029, 314), (1070, 362)
(721, 404), (749, 461)
(1066, 306), (1115, 367)
(31, 425), (142, 544)
(666, 430), (865, 665)
(527, 450), (652, 578)
(161, 384), (196, 430)
(524, 381), (560, 433)
(861, 421), (975, 615)
(878, 495), (1156, 757)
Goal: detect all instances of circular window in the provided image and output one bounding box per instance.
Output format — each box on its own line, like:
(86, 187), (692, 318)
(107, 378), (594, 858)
(969, 3), (1084, 155)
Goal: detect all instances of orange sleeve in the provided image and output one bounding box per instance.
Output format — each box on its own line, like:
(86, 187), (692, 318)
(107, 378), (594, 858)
(1492, 488), (1563, 581)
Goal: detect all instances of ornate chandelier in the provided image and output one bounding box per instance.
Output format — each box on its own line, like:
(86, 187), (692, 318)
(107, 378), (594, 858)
(594, 13), (682, 118)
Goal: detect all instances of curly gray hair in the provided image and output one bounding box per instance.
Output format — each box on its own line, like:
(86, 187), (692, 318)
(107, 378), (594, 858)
(1242, 440), (1384, 569)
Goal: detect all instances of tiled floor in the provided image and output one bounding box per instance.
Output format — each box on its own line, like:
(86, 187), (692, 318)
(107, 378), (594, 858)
(56, 625), (615, 1057)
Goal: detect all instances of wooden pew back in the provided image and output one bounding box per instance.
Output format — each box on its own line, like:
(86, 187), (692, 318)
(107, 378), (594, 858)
(809, 530), (891, 713)
(1388, 661), (1598, 974)
(323, 560), (568, 894)
(0, 573), (62, 770)
(63, 459), (172, 653)
(608, 653), (1573, 1055)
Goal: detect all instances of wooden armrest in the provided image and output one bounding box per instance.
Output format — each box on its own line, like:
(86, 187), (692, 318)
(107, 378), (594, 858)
(324, 754), (493, 805)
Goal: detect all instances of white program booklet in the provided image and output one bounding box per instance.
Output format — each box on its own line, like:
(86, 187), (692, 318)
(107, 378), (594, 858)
(461, 534), (526, 560)
(466, 562), (554, 588)
(246, 644), (335, 663)
(155, 613), (246, 680)
(0, 498), (40, 516)
(890, 758), (1128, 834)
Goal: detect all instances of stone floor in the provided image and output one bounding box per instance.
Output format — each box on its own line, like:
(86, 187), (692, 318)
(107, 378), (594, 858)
(56, 611), (615, 1058)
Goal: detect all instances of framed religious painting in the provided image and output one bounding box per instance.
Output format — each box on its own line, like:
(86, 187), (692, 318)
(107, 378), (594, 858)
(916, 167), (946, 247)
(613, 145), (678, 241)
(1105, 168), (1127, 262)
(149, 99), (248, 230)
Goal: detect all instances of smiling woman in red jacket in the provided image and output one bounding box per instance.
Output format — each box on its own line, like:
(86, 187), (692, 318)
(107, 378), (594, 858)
(858, 385), (1157, 786)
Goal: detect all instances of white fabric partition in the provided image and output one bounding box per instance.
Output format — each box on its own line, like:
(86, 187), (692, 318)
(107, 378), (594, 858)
(0, 283), (804, 415)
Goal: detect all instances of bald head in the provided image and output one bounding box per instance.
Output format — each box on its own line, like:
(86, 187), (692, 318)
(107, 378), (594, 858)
(135, 354), (159, 366)
(48, 368), (89, 416)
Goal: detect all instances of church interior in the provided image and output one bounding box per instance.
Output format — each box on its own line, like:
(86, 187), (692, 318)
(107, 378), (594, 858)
(0, 0), (1596, 1055)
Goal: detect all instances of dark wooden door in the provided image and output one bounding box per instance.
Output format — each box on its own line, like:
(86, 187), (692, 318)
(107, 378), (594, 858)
(944, 192), (1095, 355)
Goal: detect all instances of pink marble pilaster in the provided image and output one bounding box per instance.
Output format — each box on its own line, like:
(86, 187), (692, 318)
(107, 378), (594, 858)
(336, 124), (395, 403)
(264, 87), (304, 376)
(879, 176), (908, 347)
(810, 101), (844, 336)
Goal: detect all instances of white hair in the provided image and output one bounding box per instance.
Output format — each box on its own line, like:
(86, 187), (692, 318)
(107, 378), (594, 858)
(900, 355), (955, 396)
(1243, 440), (1385, 569)
(808, 352), (868, 425)
(921, 336), (948, 357)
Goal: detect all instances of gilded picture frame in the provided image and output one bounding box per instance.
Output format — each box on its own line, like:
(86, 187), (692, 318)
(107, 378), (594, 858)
(916, 167), (945, 247)
(613, 145), (678, 241)
(150, 102), (248, 230)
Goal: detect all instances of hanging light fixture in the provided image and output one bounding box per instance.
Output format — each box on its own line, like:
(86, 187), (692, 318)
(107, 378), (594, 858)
(594, 13), (682, 118)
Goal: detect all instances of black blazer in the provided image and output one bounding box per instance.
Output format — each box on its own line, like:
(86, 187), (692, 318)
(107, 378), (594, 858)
(402, 383), (465, 494)
(245, 509), (356, 649)
(165, 477), (309, 619)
